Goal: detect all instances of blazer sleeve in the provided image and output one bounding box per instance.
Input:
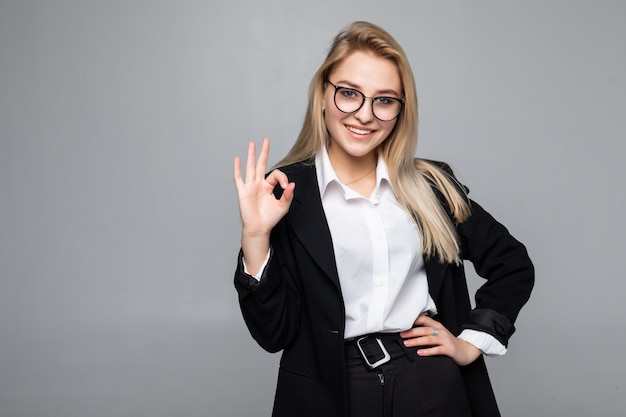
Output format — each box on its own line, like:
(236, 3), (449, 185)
(233, 222), (303, 353)
(457, 199), (535, 346)
(426, 159), (534, 346)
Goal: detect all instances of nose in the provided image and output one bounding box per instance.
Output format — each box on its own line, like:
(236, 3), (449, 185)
(353, 98), (375, 123)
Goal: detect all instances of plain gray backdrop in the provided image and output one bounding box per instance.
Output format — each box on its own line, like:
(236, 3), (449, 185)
(1, 1), (625, 416)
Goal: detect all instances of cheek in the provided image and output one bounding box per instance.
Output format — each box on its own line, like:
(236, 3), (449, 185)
(324, 106), (347, 128)
(383, 120), (398, 136)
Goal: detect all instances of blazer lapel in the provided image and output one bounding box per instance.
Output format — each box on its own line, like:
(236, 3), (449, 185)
(425, 259), (447, 303)
(285, 163), (342, 291)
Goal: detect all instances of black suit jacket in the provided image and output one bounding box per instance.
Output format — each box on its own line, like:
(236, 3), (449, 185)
(234, 159), (534, 417)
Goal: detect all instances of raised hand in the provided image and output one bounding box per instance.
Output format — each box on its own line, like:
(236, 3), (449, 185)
(233, 138), (295, 275)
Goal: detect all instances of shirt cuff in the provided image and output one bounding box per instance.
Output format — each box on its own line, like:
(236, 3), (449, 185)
(458, 329), (507, 356)
(242, 248), (271, 281)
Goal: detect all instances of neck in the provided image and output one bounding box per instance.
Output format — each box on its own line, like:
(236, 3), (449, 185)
(344, 164), (376, 185)
(327, 147), (378, 188)
(328, 146), (376, 175)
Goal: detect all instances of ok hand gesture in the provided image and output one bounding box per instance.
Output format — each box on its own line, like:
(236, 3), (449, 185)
(233, 138), (295, 275)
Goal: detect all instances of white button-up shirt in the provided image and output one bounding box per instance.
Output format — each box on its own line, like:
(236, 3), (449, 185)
(315, 148), (437, 339)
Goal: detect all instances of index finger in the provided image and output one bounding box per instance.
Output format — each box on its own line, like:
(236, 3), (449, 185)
(413, 315), (438, 327)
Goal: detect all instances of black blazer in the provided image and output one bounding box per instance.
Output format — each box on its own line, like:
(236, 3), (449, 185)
(234, 159), (534, 417)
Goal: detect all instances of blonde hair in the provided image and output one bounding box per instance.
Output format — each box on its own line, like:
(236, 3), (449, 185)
(276, 21), (470, 264)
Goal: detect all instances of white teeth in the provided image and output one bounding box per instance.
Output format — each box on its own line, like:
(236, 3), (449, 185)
(347, 126), (372, 135)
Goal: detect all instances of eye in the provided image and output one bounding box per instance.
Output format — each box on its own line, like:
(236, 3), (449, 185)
(374, 96), (394, 105)
(339, 88), (360, 99)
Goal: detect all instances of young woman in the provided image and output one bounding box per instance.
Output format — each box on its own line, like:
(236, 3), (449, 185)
(233, 21), (534, 417)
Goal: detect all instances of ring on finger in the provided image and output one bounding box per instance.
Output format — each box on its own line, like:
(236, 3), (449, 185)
(431, 327), (439, 336)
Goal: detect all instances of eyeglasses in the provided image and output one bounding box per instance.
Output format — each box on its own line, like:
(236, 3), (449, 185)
(327, 81), (404, 122)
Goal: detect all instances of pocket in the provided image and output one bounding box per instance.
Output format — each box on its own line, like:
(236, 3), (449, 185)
(410, 355), (471, 415)
(416, 355), (464, 388)
(278, 366), (314, 381)
(274, 367), (334, 417)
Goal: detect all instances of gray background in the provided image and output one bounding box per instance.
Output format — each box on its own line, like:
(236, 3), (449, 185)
(1, 1), (624, 416)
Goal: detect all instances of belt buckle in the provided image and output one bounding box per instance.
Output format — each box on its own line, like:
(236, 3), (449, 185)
(355, 336), (391, 370)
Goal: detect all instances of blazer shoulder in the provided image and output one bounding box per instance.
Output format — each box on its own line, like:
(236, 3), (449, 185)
(271, 158), (317, 198)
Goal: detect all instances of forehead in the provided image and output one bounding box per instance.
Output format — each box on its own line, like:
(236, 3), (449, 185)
(329, 50), (401, 93)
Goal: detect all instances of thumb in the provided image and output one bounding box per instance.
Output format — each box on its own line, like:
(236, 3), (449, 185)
(280, 182), (296, 206)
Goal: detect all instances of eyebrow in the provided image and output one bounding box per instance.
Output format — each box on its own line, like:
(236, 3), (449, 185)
(333, 80), (402, 98)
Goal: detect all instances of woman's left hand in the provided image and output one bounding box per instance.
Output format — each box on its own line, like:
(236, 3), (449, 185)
(399, 315), (481, 366)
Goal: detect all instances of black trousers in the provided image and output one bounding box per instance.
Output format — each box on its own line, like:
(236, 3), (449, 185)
(344, 334), (472, 417)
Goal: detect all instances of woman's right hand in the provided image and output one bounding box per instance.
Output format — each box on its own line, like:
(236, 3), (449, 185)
(233, 138), (295, 274)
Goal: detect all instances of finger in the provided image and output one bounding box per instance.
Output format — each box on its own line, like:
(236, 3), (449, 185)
(417, 344), (446, 357)
(399, 326), (429, 339)
(256, 138), (270, 178)
(245, 141), (257, 183)
(413, 315), (438, 327)
(266, 169), (290, 189)
(280, 182), (296, 206)
(265, 169), (296, 207)
(401, 315), (438, 338)
(265, 170), (296, 209)
(233, 156), (242, 185)
(403, 333), (443, 348)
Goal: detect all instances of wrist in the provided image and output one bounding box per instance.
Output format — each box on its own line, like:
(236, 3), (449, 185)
(241, 231), (271, 247)
(457, 339), (482, 366)
(241, 232), (270, 275)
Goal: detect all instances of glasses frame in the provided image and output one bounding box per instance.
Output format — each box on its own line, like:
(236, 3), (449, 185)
(327, 81), (404, 122)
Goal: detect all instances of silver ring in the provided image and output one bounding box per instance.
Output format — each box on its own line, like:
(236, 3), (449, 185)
(431, 327), (439, 336)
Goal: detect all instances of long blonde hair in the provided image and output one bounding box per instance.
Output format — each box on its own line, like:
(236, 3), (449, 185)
(276, 21), (471, 264)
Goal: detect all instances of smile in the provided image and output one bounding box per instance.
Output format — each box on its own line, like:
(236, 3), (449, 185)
(346, 125), (373, 135)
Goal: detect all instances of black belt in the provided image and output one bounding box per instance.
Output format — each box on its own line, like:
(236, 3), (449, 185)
(345, 333), (412, 371)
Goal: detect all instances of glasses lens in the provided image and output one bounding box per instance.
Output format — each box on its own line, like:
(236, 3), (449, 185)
(334, 87), (363, 113)
(372, 97), (402, 121)
(334, 87), (401, 121)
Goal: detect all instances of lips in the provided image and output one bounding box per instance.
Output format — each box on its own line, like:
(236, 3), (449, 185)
(346, 125), (373, 135)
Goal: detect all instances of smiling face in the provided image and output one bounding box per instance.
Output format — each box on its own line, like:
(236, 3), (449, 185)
(323, 50), (402, 168)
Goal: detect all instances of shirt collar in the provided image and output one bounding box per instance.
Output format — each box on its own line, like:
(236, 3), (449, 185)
(315, 146), (391, 201)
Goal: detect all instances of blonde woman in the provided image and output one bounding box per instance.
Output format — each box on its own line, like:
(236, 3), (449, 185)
(233, 21), (534, 417)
